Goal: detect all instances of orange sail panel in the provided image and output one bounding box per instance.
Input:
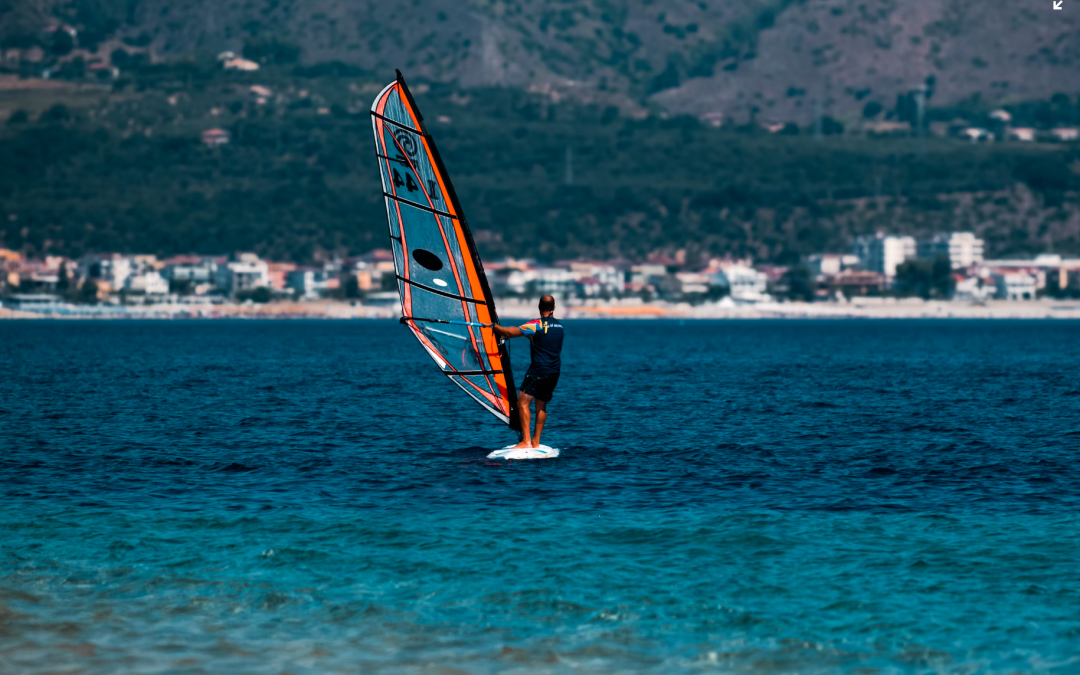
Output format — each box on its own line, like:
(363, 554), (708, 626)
(370, 71), (519, 430)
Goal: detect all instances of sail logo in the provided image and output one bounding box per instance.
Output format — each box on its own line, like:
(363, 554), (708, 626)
(393, 128), (419, 158)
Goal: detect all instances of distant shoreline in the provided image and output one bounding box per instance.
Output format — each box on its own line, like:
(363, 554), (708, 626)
(4, 298), (1080, 320)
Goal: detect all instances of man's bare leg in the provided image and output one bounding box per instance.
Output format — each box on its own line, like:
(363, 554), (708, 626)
(512, 392), (534, 448)
(531, 399), (547, 447)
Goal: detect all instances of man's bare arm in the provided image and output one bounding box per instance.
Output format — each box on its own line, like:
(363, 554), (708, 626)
(491, 324), (524, 338)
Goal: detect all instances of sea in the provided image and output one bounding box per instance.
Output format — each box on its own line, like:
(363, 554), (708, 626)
(2, 319), (1079, 674)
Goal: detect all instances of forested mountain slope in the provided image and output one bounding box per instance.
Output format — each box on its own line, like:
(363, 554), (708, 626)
(5, 0), (1077, 123)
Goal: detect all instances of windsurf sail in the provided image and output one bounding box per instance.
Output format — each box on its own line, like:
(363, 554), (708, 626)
(370, 70), (520, 431)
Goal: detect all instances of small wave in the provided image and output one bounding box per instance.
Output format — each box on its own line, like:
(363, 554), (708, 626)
(868, 467), (898, 476)
(211, 462), (259, 473)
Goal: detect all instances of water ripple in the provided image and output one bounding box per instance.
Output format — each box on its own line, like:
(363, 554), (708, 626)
(2, 319), (1080, 673)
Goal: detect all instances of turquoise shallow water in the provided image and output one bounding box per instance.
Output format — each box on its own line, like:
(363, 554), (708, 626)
(2, 320), (1079, 673)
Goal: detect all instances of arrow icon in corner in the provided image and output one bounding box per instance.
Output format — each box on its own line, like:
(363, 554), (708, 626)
(1054, 0), (1063, 9)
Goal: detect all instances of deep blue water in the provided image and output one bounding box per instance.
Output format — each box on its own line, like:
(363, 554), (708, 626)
(2, 320), (1080, 674)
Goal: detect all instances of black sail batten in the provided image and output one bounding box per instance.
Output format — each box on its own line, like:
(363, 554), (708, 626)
(376, 153), (411, 165)
(370, 110), (421, 133)
(396, 275), (487, 304)
(393, 71), (521, 433)
(382, 192), (458, 219)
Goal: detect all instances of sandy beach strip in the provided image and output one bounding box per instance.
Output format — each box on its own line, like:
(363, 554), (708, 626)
(5, 298), (1080, 320)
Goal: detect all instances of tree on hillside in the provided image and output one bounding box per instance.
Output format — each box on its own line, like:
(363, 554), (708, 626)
(78, 279), (99, 304)
(895, 256), (953, 299)
(784, 266), (814, 301)
(344, 275), (361, 299)
(40, 103), (70, 123)
(243, 37), (300, 65)
(50, 28), (73, 56)
(649, 61), (681, 94)
(821, 116), (844, 135)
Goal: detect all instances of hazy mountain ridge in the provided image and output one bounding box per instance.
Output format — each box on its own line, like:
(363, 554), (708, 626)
(117, 0), (1080, 122)
(656, 0), (1080, 123)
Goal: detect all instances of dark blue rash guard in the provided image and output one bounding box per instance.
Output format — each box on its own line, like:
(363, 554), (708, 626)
(519, 316), (564, 377)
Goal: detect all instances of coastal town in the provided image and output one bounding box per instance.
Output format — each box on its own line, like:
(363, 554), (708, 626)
(3, 230), (1080, 320)
(4, 39), (1080, 322)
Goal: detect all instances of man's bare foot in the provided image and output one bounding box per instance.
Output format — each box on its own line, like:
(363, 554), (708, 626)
(510, 440), (533, 450)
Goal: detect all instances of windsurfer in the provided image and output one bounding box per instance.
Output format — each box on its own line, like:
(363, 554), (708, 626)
(491, 295), (565, 449)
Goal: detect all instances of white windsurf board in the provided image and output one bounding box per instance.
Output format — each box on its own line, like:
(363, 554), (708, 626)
(487, 445), (560, 460)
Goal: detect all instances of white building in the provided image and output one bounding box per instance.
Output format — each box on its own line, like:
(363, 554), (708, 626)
(979, 254), (1080, 293)
(853, 234), (916, 278)
(952, 276), (994, 302)
(993, 272), (1037, 300)
(961, 127), (993, 143)
(249, 85), (273, 105)
(709, 263), (770, 303)
(509, 266), (576, 295)
(490, 264), (578, 296)
(919, 232), (984, 269)
(561, 260), (624, 294)
(1006, 127), (1036, 142)
(287, 267), (334, 298)
(215, 254), (269, 295)
(124, 271), (169, 295)
(15, 257), (64, 291)
(162, 256), (218, 284)
(675, 272), (712, 295)
(628, 264), (669, 286)
(77, 253), (134, 291)
(223, 57), (259, 71)
(808, 253), (861, 278)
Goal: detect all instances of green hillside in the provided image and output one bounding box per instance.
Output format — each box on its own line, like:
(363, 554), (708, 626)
(1, 61), (1077, 263)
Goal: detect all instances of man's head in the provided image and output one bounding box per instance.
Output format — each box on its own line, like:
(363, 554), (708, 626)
(539, 295), (556, 315)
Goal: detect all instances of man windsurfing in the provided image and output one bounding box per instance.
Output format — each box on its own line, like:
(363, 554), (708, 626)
(492, 295), (564, 449)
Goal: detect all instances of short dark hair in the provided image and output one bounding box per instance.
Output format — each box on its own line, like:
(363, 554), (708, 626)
(539, 295), (555, 312)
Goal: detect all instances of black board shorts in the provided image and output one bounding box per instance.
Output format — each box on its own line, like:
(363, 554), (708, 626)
(520, 372), (560, 403)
